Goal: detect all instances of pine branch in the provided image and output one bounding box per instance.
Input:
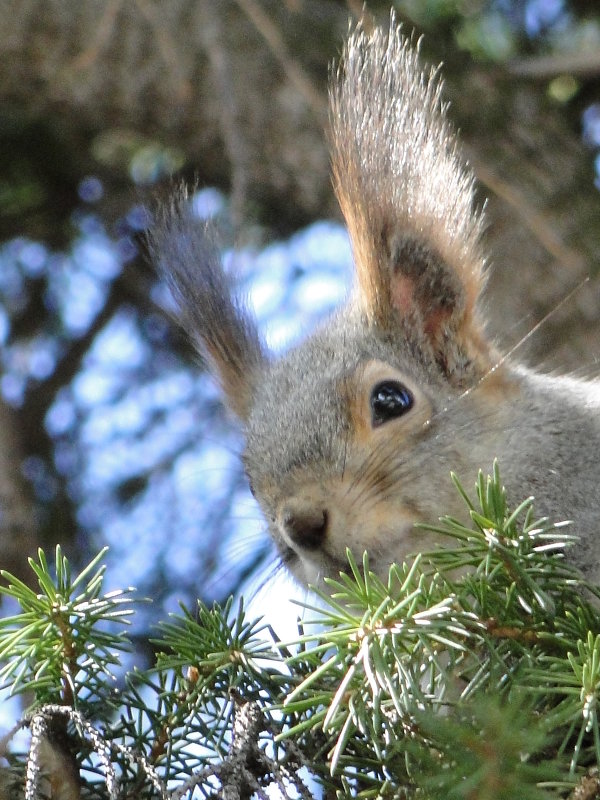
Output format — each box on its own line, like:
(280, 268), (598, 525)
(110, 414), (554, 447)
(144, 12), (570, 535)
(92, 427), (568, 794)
(1, 464), (600, 798)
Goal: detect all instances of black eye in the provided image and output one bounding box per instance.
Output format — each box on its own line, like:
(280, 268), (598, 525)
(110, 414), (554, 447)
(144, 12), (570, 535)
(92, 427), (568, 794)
(370, 380), (414, 427)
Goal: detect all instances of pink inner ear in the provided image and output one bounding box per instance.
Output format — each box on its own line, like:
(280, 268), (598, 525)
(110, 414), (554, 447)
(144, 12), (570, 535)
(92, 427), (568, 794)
(390, 271), (452, 340)
(390, 273), (416, 316)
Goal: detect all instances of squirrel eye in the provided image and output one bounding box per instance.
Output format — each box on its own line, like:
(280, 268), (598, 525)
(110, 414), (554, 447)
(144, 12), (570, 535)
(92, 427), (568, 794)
(370, 380), (414, 427)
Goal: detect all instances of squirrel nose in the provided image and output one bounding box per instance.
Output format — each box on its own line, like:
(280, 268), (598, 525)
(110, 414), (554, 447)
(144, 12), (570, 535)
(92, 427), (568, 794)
(281, 505), (328, 550)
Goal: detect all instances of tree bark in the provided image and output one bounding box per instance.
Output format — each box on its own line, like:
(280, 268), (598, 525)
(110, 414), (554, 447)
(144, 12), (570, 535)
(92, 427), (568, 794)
(0, 399), (39, 582)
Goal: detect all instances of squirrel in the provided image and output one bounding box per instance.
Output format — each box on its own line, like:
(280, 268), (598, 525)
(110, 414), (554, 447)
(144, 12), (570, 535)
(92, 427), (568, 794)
(150, 18), (600, 588)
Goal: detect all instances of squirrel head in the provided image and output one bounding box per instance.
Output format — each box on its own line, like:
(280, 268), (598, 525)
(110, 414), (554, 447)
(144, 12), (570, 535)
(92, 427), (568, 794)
(151, 18), (513, 586)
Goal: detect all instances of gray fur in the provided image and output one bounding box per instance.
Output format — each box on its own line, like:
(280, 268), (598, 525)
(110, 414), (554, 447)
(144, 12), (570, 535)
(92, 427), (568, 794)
(151, 20), (600, 588)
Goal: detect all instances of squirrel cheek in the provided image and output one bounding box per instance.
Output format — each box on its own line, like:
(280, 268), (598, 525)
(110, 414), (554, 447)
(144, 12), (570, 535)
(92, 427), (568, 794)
(346, 505), (432, 561)
(267, 471), (444, 583)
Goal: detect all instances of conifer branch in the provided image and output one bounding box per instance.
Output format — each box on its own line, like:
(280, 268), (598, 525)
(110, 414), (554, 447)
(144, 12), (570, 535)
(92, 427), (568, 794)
(1, 465), (600, 798)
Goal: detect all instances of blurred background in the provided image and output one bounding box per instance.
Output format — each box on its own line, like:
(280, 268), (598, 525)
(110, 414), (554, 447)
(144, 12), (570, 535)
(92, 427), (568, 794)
(0, 0), (599, 657)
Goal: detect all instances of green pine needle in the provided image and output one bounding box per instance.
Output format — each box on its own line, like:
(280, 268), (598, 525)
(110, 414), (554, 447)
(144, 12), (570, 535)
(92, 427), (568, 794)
(1, 464), (600, 799)
(0, 545), (136, 706)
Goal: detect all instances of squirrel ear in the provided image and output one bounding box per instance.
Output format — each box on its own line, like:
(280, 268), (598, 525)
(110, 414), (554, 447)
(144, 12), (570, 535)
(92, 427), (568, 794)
(330, 20), (491, 380)
(384, 233), (490, 379)
(149, 191), (267, 421)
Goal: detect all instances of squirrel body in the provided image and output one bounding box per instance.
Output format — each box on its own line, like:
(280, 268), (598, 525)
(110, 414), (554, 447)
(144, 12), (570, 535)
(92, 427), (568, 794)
(151, 19), (600, 587)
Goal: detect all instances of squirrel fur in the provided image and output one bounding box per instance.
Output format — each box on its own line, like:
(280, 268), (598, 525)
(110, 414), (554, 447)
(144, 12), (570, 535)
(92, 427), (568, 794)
(150, 18), (600, 587)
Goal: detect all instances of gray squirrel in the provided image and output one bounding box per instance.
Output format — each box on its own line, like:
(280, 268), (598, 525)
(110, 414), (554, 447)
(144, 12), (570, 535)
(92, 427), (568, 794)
(150, 19), (600, 588)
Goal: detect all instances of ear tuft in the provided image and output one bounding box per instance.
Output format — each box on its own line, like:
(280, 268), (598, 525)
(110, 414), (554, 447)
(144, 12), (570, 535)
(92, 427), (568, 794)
(329, 16), (490, 379)
(148, 188), (267, 421)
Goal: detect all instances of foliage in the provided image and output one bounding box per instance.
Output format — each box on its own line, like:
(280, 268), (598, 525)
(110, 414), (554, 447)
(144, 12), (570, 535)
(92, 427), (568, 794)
(1, 465), (600, 798)
(0, 547), (134, 709)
